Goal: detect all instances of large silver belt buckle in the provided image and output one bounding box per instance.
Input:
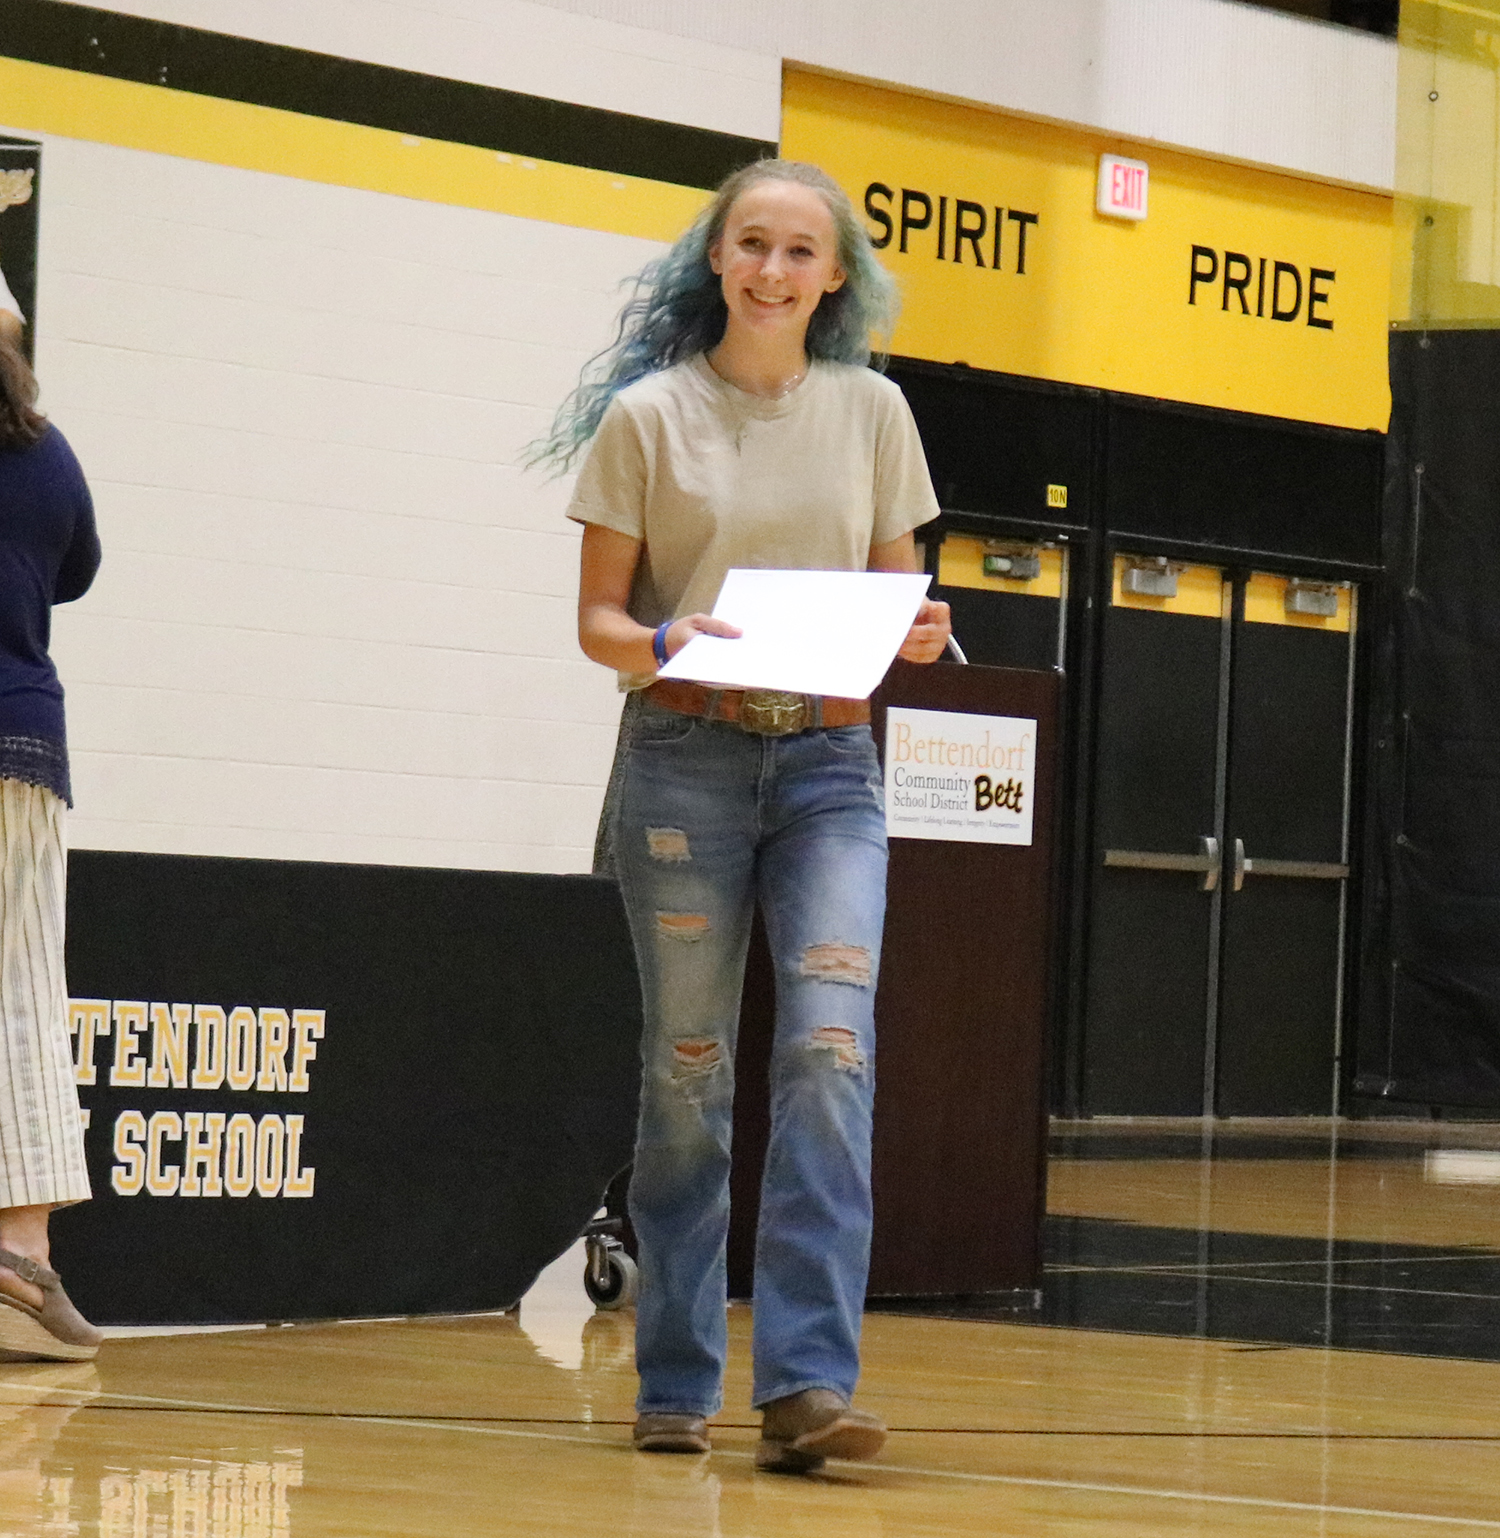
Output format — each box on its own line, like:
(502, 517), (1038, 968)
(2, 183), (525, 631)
(740, 691), (809, 736)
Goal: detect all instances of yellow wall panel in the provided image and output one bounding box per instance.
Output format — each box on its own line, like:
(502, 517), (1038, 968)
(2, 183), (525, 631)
(782, 70), (1393, 430)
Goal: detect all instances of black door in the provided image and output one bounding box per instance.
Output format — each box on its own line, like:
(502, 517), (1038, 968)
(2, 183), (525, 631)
(1084, 556), (1230, 1114)
(1082, 558), (1355, 1116)
(1216, 573), (1355, 1115)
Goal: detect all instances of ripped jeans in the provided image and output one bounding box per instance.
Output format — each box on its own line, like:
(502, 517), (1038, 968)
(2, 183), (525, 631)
(614, 701), (888, 1417)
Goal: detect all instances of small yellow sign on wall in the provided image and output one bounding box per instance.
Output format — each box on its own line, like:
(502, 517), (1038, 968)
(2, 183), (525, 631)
(782, 71), (1393, 431)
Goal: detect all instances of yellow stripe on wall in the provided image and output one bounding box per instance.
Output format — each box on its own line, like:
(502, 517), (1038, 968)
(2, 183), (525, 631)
(0, 54), (708, 241)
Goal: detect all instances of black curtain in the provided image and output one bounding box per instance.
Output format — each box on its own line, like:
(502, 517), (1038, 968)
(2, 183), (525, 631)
(1359, 330), (1500, 1107)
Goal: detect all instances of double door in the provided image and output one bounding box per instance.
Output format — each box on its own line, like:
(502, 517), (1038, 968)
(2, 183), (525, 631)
(1083, 556), (1356, 1117)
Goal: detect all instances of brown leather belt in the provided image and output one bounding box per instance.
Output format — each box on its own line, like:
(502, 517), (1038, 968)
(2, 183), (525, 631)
(645, 679), (870, 736)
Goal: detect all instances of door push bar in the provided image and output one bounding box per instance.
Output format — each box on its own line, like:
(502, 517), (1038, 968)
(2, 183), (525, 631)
(1104, 837), (1348, 893)
(1231, 838), (1348, 891)
(1102, 835), (1221, 891)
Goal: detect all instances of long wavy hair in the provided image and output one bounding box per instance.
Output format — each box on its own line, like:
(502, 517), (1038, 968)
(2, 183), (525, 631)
(528, 158), (898, 473)
(0, 328), (45, 450)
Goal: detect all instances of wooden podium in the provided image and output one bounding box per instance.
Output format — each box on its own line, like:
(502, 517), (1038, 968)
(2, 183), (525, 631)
(727, 660), (1060, 1299)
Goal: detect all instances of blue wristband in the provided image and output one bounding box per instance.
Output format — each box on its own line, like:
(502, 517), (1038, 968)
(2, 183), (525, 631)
(652, 621), (672, 667)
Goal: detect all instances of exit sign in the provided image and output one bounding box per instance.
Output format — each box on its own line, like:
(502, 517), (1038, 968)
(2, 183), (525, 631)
(1098, 154), (1149, 221)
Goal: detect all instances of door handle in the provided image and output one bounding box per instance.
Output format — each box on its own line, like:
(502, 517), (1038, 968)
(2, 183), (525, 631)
(1233, 837), (1246, 892)
(1199, 834), (1220, 892)
(1104, 835), (1221, 892)
(1236, 851), (1349, 881)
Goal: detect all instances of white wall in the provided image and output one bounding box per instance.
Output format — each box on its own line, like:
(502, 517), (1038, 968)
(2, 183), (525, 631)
(27, 133), (665, 870)
(75, 0), (1397, 191)
(63, 0), (782, 142)
(536, 0), (1397, 190)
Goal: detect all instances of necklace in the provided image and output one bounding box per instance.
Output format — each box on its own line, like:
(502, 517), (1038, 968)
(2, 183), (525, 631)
(707, 352), (807, 400)
(766, 366), (806, 399)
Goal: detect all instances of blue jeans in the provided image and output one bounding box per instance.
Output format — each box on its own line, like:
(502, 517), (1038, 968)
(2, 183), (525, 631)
(614, 703), (888, 1416)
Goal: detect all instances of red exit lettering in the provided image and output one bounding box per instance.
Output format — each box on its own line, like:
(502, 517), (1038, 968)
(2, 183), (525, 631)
(1097, 154), (1149, 221)
(1112, 164), (1143, 211)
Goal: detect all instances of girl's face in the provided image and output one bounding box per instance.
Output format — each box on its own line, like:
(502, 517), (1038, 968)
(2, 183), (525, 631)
(710, 181), (846, 346)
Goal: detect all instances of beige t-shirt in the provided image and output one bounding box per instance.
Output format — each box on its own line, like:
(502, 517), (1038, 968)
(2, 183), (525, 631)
(566, 354), (940, 688)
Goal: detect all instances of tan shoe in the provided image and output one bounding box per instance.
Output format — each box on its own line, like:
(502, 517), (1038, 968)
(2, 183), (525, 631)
(756, 1388), (886, 1473)
(633, 1412), (710, 1453)
(0, 1249), (101, 1363)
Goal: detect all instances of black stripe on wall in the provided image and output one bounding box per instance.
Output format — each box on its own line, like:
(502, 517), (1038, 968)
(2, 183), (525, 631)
(0, 0), (775, 190)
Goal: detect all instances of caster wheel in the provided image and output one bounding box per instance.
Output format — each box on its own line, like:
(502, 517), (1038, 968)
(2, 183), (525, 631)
(584, 1249), (638, 1310)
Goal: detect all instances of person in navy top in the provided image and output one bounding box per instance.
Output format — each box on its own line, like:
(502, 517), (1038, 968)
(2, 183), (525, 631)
(0, 387), (100, 798)
(0, 320), (105, 1361)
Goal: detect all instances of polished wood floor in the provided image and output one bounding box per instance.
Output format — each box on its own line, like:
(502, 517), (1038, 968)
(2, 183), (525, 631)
(1050, 1117), (1500, 1247)
(4, 1122), (1500, 1536)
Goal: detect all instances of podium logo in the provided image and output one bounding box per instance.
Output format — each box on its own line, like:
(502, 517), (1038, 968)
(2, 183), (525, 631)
(884, 706), (1037, 848)
(973, 774), (1025, 814)
(890, 720), (1031, 772)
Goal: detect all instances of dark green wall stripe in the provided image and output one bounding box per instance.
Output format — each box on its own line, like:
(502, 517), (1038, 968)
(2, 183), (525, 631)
(0, 0), (775, 190)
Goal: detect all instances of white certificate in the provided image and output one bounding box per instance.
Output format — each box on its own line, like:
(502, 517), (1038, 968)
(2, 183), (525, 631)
(657, 568), (931, 700)
(884, 707), (1037, 845)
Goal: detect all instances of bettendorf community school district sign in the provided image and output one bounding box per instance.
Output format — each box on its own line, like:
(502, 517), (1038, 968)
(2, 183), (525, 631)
(884, 707), (1036, 845)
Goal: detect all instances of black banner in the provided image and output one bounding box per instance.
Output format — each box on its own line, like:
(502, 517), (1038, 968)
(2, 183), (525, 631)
(0, 138), (39, 356)
(1358, 329), (1500, 1107)
(51, 851), (643, 1324)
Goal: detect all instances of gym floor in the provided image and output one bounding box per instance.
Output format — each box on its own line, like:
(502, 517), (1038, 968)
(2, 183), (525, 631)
(4, 1119), (1500, 1536)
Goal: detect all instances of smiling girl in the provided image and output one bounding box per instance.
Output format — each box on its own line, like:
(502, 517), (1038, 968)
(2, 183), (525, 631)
(533, 159), (949, 1472)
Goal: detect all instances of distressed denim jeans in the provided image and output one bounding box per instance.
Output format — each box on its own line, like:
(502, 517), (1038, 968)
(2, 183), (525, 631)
(614, 703), (888, 1416)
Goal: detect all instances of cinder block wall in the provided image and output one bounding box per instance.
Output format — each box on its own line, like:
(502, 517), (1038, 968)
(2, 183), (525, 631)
(36, 143), (667, 869)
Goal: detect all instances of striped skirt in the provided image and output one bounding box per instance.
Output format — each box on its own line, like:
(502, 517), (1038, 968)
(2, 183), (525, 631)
(0, 778), (90, 1209)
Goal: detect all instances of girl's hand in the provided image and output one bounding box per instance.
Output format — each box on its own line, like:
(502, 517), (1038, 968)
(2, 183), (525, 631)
(898, 597), (952, 664)
(578, 527), (742, 675)
(663, 613), (742, 662)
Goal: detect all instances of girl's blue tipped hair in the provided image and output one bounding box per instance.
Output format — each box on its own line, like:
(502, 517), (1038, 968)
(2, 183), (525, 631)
(527, 159), (900, 474)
